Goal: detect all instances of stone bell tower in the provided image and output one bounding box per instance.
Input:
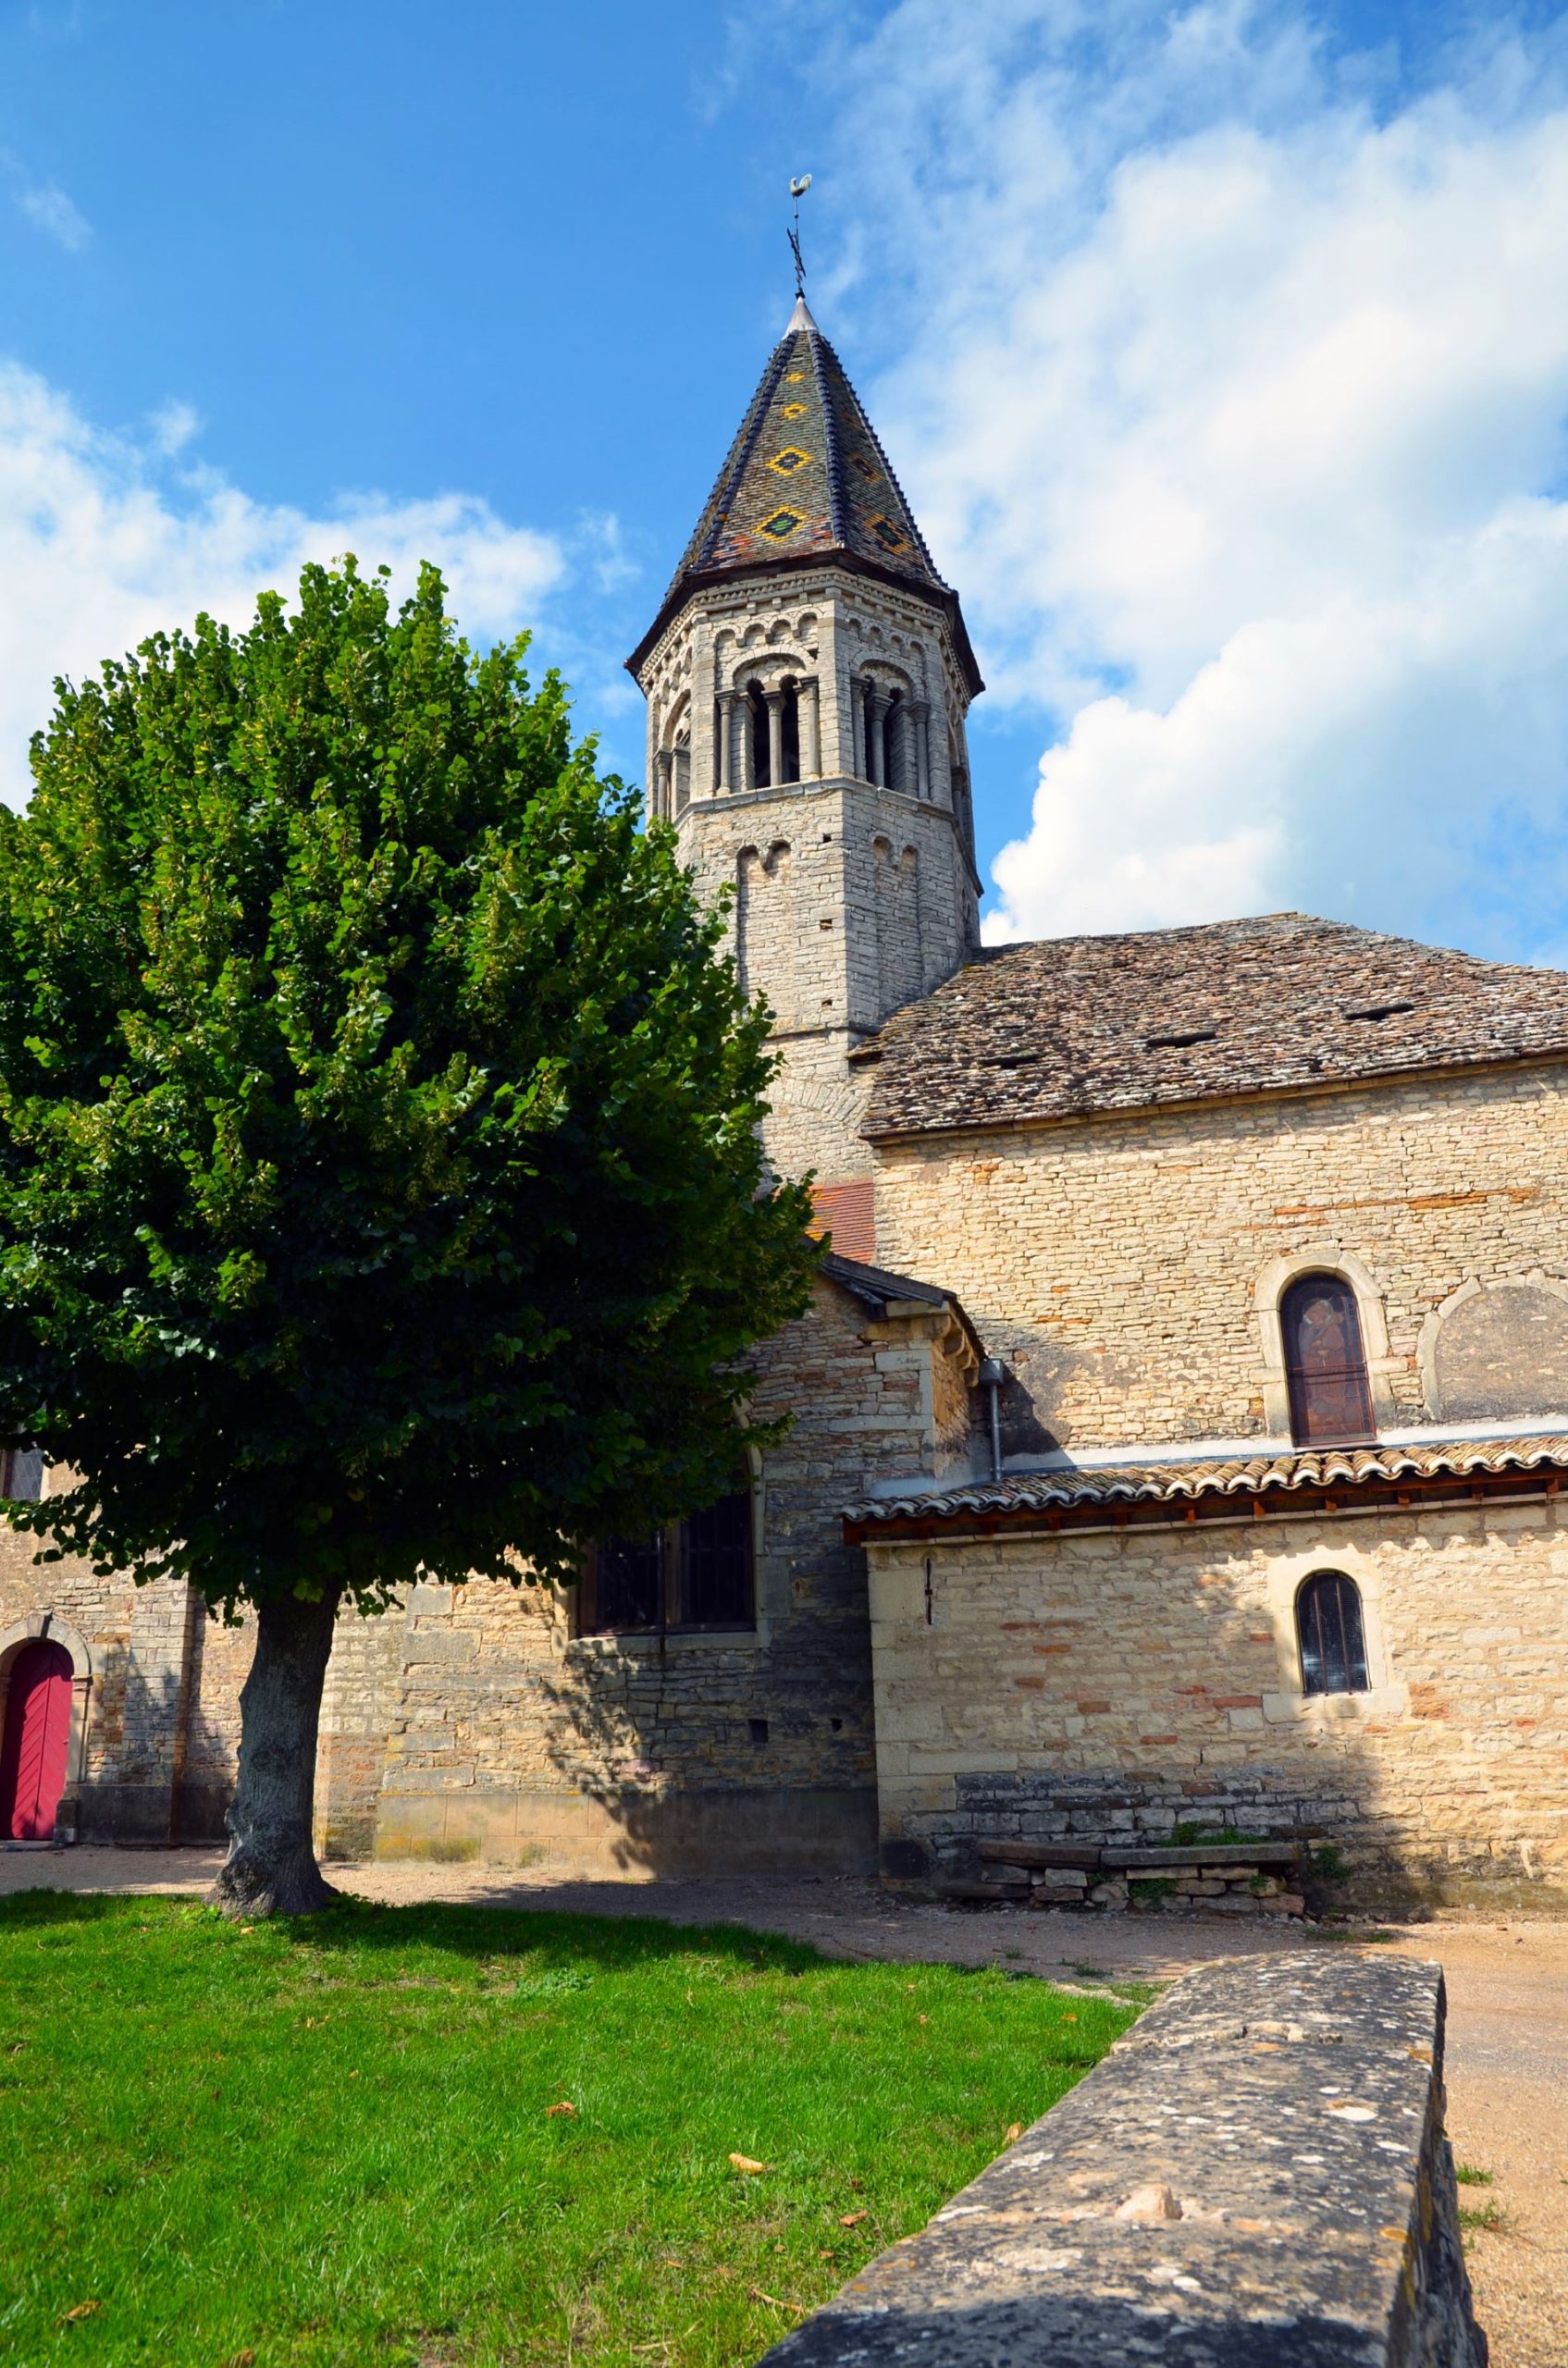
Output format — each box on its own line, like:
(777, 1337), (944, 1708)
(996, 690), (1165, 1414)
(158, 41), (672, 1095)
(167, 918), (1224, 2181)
(627, 294), (983, 1214)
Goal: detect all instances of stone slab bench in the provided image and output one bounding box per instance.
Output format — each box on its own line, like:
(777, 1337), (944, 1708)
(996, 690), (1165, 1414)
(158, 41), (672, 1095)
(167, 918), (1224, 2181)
(940, 1836), (1306, 1918)
(977, 1838), (1301, 1871)
(757, 1951), (1487, 2367)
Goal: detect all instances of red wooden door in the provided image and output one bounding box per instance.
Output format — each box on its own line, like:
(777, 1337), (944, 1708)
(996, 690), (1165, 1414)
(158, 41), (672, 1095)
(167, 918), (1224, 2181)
(0, 1641), (73, 1840)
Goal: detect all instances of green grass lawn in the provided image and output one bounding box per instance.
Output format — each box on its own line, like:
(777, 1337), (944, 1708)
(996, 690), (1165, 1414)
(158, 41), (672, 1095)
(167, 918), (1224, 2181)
(0, 1891), (1139, 2367)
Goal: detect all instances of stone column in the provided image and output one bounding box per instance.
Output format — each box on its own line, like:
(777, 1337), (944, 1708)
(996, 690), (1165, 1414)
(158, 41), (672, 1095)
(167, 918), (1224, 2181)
(894, 701), (916, 796)
(802, 678), (821, 779)
(868, 688), (890, 789)
(716, 692), (738, 794)
(911, 699), (932, 800)
(764, 688), (785, 790)
(654, 747), (673, 820)
(850, 677), (867, 782)
(738, 688), (757, 793)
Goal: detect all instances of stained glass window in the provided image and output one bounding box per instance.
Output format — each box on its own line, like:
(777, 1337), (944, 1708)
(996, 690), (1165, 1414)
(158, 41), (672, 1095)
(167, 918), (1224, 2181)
(1297, 1572), (1369, 1696)
(1281, 1274), (1374, 1445)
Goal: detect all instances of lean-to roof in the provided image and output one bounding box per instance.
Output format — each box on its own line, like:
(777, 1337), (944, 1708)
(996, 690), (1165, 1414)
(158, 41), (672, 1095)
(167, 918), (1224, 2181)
(844, 1434), (1568, 1538)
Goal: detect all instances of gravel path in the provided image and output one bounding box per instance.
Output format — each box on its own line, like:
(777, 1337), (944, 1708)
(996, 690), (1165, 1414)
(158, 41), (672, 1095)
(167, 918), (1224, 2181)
(5, 1845), (1564, 2365)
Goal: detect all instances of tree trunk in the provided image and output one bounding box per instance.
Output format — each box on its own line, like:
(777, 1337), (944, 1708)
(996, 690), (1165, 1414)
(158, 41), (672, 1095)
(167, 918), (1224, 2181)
(209, 1586), (343, 1918)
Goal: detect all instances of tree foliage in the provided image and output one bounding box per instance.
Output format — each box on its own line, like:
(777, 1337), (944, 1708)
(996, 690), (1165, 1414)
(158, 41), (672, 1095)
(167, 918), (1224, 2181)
(0, 560), (818, 1616)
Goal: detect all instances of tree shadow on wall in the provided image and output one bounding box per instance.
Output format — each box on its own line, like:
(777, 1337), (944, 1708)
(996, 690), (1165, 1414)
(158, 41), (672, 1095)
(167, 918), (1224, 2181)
(78, 1601), (231, 1845)
(525, 1634), (878, 1881)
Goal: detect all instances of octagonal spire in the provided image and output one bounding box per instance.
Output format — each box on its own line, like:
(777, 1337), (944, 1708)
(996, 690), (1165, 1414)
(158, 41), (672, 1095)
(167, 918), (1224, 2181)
(629, 300), (980, 691)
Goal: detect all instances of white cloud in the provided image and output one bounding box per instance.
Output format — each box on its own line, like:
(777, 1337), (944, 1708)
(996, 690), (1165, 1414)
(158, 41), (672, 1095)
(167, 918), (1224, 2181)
(7, 166), (90, 252)
(147, 398), (200, 456)
(0, 363), (566, 806)
(820, 1), (1568, 959)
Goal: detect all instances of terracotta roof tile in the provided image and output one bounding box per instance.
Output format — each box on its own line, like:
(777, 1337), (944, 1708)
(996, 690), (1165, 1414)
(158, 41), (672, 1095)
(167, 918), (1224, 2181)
(859, 912), (1568, 1139)
(845, 1434), (1568, 1531)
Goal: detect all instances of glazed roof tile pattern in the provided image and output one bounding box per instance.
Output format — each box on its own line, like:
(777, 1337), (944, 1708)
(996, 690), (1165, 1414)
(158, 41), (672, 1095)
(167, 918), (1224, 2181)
(664, 300), (946, 603)
(843, 1435), (1568, 1529)
(859, 911), (1568, 1139)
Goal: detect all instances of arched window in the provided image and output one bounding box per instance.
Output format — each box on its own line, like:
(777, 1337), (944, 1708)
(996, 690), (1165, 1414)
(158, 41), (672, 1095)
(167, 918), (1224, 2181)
(779, 680), (801, 784)
(748, 683), (770, 788)
(1296, 1571), (1369, 1696)
(885, 691), (909, 791)
(580, 1478), (755, 1635)
(1281, 1273), (1374, 1446)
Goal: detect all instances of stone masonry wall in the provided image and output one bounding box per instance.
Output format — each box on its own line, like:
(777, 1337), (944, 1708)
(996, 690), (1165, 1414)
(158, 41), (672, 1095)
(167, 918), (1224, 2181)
(872, 1061), (1568, 1451)
(0, 1500), (245, 1842)
(869, 1497), (1568, 1893)
(648, 566), (980, 1193)
(762, 1953), (1486, 2368)
(342, 1271), (968, 1875)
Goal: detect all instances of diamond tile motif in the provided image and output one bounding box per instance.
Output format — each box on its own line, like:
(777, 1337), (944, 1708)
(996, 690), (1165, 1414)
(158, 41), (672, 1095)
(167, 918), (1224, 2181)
(848, 452), (879, 483)
(781, 401), (808, 419)
(767, 447), (812, 475)
(867, 514), (908, 553)
(759, 508), (804, 539)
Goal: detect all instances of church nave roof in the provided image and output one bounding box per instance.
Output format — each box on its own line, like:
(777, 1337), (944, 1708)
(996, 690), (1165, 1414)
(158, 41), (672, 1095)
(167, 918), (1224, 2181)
(857, 910), (1568, 1139)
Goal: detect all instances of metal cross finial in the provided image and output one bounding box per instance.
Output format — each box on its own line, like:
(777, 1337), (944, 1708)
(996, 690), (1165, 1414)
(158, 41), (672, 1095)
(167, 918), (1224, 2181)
(788, 174), (812, 297)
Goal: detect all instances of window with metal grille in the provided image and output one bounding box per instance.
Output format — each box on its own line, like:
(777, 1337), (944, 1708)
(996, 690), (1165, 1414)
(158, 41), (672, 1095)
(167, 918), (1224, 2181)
(583, 1532), (663, 1634)
(1296, 1571), (1369, 1696)
(677, 1488), (753, 1625)
(1281, 1273), (1375, 1446)
(579, 1483), (754, 1635)
(0, 1448), (43, 1502)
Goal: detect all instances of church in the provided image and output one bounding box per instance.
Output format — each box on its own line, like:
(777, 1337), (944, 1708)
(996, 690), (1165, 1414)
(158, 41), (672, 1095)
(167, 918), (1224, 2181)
(5, 295), (1568, 1909)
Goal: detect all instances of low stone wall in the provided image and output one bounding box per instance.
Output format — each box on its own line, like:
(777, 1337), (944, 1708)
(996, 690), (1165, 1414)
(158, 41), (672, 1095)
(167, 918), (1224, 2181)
(759, 1952), (1487, 2367)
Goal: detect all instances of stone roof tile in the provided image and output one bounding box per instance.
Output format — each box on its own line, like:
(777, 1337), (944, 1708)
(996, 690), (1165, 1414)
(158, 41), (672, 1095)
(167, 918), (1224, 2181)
(859, 911), (1568, 1139)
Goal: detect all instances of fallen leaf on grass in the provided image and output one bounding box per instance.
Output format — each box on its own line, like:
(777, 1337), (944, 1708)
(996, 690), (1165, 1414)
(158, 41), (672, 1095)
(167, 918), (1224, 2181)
(546, 2101), (576, 2118)
(838, 2211), (869, 2227)
(1004, 2123), (1024, 2144)
(1063, 2013), (1079, 2022)
(747, 2288), (805, 2315)
(56, 2301), (100, 2324)
(347, 2068), (360, 2079)
(730, 2153), (769, 2174)
(918, 2014), (929, 2025)
(227, 2352), (256, 2367)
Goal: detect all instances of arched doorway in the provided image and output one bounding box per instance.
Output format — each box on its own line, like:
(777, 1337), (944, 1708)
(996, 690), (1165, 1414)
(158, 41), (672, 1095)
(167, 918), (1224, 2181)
(0, 1639), (74, 1839)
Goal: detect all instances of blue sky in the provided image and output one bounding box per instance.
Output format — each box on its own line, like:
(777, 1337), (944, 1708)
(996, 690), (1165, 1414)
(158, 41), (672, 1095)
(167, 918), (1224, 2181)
(6, 0), (1568, 960)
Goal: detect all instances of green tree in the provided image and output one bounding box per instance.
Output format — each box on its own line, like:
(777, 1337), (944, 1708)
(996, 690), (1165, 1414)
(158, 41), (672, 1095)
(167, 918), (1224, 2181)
(0, 561), (818, 1915)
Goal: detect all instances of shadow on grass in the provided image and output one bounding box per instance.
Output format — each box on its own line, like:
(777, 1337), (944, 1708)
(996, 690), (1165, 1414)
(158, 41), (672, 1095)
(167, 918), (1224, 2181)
(1, 1884), (1057, 1988)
